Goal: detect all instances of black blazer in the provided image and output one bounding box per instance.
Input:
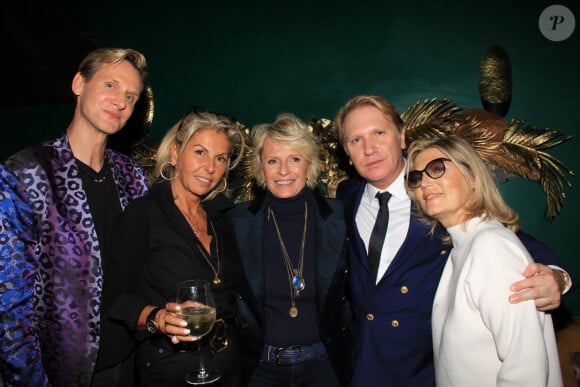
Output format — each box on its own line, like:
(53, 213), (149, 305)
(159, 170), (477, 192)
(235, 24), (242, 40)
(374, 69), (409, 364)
(228, 189), (353, 386)
(97, 181), (243, 370)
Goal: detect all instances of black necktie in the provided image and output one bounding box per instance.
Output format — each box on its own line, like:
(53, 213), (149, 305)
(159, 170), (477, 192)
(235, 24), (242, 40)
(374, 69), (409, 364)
(368, 191), (392, 279)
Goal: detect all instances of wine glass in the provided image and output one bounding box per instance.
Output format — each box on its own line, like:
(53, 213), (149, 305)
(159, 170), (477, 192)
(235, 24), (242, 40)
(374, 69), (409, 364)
(176, 279), (220, 385)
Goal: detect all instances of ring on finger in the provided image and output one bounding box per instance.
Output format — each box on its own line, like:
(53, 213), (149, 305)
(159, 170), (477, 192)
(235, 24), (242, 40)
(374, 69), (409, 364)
(171, 335), (179, 345)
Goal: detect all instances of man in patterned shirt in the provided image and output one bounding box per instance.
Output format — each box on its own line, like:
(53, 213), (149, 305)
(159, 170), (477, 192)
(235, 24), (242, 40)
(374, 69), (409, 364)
(0, 48), (150, 386)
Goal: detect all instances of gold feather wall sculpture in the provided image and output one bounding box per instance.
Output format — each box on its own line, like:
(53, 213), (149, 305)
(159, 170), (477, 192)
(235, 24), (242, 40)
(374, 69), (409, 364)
(132, 100), (573, 220)
(401, 98), (573, 219)
(130, 45), (573, 220)
(297, 98), (573, 220)
(313, 44), (574, 219)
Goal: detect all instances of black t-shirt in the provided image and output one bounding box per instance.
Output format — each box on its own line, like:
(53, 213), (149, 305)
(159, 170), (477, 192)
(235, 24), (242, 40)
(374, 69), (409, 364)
(75, 156), (122, 266)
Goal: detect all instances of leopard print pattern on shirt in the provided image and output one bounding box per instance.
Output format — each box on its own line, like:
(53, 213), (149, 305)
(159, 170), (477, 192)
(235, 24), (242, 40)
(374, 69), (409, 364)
(0, 134), (148, 386)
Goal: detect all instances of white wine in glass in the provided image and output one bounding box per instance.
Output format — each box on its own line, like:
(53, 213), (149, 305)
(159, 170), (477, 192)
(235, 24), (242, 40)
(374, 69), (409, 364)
(176, 305), (216, 339)
(176, 279), (220, 385)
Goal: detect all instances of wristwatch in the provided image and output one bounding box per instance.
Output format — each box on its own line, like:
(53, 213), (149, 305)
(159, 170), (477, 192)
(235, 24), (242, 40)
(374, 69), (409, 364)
(560, 270), (571, 293)
(146, 307), (163, 334)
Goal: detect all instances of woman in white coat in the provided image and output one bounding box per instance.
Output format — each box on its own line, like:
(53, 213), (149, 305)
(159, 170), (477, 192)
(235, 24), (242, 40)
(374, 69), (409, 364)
(405, 135), (563, 387)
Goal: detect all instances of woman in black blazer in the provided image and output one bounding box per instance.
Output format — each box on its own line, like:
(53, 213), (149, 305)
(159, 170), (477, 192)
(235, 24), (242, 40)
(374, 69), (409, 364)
(98, 107), (247, 387)
(228, 113), (352, 387)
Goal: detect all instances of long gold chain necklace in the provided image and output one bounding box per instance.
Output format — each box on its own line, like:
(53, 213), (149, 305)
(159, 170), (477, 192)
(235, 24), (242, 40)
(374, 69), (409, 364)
(184, 213), (221, 285)
(268, 201), (307, 318)
(183, 212), (201, 237)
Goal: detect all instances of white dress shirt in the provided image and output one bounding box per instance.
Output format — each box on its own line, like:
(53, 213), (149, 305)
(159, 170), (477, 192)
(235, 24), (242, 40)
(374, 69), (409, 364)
(355, 168), (411, 284)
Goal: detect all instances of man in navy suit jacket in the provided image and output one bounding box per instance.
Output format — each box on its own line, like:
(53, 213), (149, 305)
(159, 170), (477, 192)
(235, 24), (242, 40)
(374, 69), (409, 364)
(333, 95), (572, 386)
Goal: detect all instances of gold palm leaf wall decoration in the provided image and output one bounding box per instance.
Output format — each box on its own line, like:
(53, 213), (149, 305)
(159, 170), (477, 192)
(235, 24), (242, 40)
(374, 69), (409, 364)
(132, 99), (573, 220)
(401, 98), (573, 219)
(500, 120), (573, 217)
(395, 44), (574, 219)
(230, 125), (256, 203)
(130, 45), (573, 219)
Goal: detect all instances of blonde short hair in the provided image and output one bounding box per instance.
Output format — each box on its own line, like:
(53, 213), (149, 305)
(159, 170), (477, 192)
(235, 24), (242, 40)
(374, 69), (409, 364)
(78, 48), (148, 90)
(250, 113), (321, 190)
(334, 95), (404, 150)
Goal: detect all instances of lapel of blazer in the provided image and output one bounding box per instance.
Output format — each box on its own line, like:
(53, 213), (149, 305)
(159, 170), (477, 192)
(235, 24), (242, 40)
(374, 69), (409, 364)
(235, 197), (267, 306)
(313, 193), (343, 312)
(381, 203), (429, 279)
(48, 135), (100, 252)
(347, 181), (372, 274)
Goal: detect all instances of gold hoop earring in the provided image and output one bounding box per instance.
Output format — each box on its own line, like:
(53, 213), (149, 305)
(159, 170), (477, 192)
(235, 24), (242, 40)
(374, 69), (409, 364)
(160, 161), (176, 181)
(214, 177), (227, 194)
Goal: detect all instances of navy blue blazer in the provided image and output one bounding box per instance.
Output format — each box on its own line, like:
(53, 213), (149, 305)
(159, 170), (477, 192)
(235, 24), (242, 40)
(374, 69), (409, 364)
(228, 190), (352, 386)
(337, 177), (562, 387)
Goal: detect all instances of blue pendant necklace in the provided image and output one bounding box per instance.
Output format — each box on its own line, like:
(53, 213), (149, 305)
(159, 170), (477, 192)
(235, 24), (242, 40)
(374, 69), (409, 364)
(268, 201), (307, 318)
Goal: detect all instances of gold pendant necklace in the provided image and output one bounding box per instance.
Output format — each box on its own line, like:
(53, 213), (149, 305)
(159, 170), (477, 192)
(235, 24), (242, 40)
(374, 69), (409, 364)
(92, 155), (108, 183)
(268, 201), (307, 318)
(289, 306), (298, 318)
(196, 243), (222, 285)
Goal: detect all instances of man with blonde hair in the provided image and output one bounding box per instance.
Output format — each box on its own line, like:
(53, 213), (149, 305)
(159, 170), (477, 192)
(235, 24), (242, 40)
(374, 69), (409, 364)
(0, 48), (150, 386)
(334, 94), (571, 386)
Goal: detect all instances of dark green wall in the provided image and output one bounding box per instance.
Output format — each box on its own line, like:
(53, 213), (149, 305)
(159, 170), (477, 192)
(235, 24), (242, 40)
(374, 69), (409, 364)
(2, 0), (579, 315)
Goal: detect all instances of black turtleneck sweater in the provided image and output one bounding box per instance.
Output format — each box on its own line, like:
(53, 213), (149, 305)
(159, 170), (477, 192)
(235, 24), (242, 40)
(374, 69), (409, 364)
(263, 189), (321, 346)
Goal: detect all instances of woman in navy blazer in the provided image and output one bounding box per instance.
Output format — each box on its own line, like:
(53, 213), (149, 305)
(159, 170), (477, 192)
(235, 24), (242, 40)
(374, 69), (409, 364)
(228, 113), (352, 387)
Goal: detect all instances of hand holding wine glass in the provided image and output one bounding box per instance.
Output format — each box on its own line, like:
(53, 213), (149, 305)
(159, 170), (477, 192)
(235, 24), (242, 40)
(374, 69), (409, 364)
(176, 279), (220, 385)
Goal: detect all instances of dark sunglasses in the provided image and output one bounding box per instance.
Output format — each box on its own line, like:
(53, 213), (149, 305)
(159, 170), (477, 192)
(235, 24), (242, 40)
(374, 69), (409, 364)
(177, 105), (239, 133)
(406, 158), (451, 189)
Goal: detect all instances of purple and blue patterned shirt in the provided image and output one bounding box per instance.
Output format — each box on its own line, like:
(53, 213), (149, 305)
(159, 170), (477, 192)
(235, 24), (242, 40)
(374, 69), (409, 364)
(0, 134), (148, 386)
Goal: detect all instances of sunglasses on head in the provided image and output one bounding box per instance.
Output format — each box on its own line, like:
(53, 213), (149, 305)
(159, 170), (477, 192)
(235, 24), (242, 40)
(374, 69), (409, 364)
(177, 105), (239, 133)
(406, 157), (451, 189)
